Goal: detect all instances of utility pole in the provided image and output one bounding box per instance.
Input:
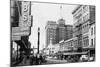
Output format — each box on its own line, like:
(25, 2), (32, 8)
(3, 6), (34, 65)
(37, 27), (40, 54)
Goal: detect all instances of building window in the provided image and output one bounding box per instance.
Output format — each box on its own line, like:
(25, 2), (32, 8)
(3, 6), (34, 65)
(86, 39), (89, 46)
(94, 38), (95, 46)
(83, 40), (85, 47)
(91, 28), (93, 35)
(94, 26), (95, 34)
(91, 39), (93, 46)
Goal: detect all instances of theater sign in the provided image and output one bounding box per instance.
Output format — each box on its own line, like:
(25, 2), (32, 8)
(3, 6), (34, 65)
(12, 1), (32, 40)
(19, 1), (32, 27)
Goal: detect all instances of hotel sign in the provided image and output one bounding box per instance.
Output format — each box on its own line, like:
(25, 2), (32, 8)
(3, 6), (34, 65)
(12, 27), (30, 36)
(12, 31), (30, 36)
(12, 27), (30, 33)
(12, 36), (21, 40)
(12, 27), (30, 40)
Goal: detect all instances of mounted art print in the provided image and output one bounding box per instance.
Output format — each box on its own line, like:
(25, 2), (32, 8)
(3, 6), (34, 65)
(10, 0), (96, 67)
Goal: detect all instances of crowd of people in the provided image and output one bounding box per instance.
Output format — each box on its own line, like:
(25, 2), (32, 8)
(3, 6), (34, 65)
(30, 54), (46, 65)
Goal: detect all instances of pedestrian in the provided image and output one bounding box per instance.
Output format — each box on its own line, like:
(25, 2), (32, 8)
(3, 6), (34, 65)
(35, 54), (39, 65)
(36, 54), (41, 65)
(30, 54), (36, 65)
(40, 55), (43, 63)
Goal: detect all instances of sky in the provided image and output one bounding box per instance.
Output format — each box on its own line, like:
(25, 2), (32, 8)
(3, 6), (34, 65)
(29, 2), (77, 50)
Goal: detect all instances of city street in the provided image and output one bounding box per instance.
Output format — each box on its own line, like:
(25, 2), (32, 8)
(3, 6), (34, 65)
(11, 1), (95, 66)
(44, 57), (68, 64)
(14, 56), (68, 66)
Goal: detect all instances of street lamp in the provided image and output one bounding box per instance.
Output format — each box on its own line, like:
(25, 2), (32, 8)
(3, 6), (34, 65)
(37, 27), (40, 54)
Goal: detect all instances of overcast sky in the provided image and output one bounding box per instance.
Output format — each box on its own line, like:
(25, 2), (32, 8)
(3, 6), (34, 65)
(29, 2), (77, 50)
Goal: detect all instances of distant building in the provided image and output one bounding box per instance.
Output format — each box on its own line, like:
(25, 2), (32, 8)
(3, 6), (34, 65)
(57, 18), (73, 42)
(65, 25), (73, 40)
(45, 19), (73, 51)
(59, 37), (78, 52)
(45, 21), (57, 47)
(57, 18), (66, 42)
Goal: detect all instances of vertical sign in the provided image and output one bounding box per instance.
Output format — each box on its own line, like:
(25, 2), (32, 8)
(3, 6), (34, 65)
(19, 1), (31, 27)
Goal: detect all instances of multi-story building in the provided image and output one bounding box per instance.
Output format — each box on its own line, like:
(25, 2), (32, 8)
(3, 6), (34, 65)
(59, 37), (78, 52)
(72, 5), (95, 50)
(89, 23), (95, 48)
(89, 6), (95, 48)
(57, 18), (73, 42)
(65, 25), (73, 40)
(72, 5), (83, 48)
(45, 21), (57, 47)
(11, 0), (19, 27)
(11, 1), (21, 64)
(57, 18), (66, 42)
(11, 0), (33, 65)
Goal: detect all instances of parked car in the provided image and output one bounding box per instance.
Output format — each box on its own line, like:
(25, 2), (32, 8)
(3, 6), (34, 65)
(89, 56), (95, 61)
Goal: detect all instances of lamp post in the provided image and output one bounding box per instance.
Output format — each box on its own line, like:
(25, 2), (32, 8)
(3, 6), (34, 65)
(37, 27), (40, 54)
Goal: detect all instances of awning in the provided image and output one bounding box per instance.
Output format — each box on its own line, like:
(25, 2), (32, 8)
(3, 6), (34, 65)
(63, 52), (88, 55)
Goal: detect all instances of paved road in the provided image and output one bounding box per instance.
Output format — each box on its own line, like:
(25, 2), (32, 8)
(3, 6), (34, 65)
(13, 57), (68, 66)
(45, 58), (68, 64)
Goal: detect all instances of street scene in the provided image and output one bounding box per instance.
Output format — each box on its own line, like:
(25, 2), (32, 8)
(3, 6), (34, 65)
(11, 0), (95, 67)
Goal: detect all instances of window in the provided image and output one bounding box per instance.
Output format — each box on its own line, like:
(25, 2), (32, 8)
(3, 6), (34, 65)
(94, 38), (95, 46)
(83, 40), (85, 47)
(86, 39), (89, 46)
(94, 26), (95, 34)
(83, 16), (85, 22)
(91, 28), (93, 35)
(91, 39), (93, 46)
(87, 23), (88, 26)
(83, 6), (86, 13)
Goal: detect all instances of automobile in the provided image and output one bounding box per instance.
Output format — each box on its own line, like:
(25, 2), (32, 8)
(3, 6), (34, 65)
(80, 55), (89, 62)
(89, 56), (95, 61)
(53, 56), (57, 59)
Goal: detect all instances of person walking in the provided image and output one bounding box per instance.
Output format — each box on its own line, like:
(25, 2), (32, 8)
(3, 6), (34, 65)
(30, 54), (36, 65)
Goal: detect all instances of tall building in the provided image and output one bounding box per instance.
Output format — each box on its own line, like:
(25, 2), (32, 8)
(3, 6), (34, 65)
(11, 0), (20, 27)
(72, 5), (95, 49)
(89, 6), (95, 48)
(11, 0), (33, 65)
(57, 18), (66, 42)
(65, 25), (73, 40)
(57, 18), (73, 42)
(45, 21), (57, 47)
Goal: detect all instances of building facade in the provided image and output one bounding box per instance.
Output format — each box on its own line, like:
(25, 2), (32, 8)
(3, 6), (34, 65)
(11, 0), (33, 65)
(89, 6), (95, 48)
(59, 37), (78, 52)
(65, 25), (73, 40)
(89, 23), (95, 48)
(57, 18), (73, 42)
(45, 21), (57, 47)
(72, 5), (95, 49)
